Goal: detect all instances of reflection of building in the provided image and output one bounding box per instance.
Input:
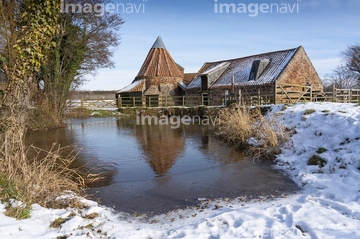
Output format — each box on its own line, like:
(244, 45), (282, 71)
(134, 125), (185, 176)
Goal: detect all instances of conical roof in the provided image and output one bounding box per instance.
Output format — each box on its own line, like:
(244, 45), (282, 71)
(136, 36), (183, 79)
(151, 36), (166, 49)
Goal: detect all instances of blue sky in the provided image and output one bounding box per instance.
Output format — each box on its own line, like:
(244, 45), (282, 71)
(82, 0), (360, 90)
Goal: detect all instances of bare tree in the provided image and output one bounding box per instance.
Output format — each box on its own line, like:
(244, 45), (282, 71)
(343, 43), (360, 75)
(323, 65), (359, 89)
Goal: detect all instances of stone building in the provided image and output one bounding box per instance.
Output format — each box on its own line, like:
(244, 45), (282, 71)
(186, 46), (323, 105)
(116, 36), (192, 107)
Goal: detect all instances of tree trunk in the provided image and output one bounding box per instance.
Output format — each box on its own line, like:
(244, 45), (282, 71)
(0, 69), (30, 162)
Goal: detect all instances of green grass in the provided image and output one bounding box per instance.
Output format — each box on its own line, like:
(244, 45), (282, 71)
(1, 174), (31, 219)
(316, 147), (328, 154)
(50, 217), (71, 228)
(304, 109), (316, 115)
(5, 206), (31, 220)
(308, 155), (327, 167)
(0, 175), (21, 201)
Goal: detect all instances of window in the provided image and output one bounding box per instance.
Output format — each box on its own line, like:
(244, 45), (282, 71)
(201, 75), (208, 91)
(248, 59), (270, 81)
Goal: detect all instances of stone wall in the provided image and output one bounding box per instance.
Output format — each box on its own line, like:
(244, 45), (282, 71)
(209, 84), (275, 105)
(145, 76), (183, 96)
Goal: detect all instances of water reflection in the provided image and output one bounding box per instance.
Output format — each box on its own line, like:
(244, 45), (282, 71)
(134, 124), (185, 176)
(26, 116), (299, 214)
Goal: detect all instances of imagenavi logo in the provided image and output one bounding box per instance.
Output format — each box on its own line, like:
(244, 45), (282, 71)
(60, 0), (147, 17)
(214, 0), (301, 17)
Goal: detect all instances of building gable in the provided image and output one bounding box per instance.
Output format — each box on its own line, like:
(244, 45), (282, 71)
(276, 46), (323, 91)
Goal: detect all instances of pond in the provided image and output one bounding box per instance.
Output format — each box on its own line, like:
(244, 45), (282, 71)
(25, 116), (298, 215)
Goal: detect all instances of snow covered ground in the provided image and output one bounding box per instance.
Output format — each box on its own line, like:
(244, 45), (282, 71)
(1, 102), (360, 239)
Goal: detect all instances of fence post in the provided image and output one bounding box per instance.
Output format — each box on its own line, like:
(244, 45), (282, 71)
(257, 88), (261, 105)
(274, 83), (277, 105)
(238, 89), (242, 105)
(310, 85), (312, 102)
(117, 96), (121, 108)
(182, 95), (185, 106)
(224, 90), (228, 106)
(332, 85), (336, 102)
(80, 99), (84, 108)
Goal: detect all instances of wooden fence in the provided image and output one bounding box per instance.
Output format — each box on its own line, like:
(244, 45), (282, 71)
(117, 95), (226, 108)
(313, 88), (360, 103)
(66, 99), (118, 110)
(67, 85), (360, 110)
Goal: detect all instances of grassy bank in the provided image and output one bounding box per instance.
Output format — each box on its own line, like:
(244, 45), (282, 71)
(0, 144), (86, 219)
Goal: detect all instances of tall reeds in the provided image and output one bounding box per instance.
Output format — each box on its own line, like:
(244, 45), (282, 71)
(0, 143), (86, 218)
(216, 106), (289, 160)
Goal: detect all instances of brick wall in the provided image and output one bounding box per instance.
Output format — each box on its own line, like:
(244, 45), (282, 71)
(277, 46), (323, 92)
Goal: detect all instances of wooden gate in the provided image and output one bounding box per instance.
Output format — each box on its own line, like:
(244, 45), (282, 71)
(276, 83), (312, 104)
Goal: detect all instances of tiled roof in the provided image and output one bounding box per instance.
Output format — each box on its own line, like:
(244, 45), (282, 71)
(116, 79), (145, 93)
(187, 47), (299, 89)
(136, 37), (184, 79)
(183, 73), (197, 85)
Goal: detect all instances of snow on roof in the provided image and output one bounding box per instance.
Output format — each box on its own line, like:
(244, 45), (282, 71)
(116, 79), (145, 93)
(178, 81), (187, 91)
(202, 62), (230, 75)
(187, 47), (299, 89)
(187, 62), (231, 89)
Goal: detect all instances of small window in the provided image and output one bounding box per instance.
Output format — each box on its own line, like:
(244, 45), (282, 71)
(248, 59), (270, 81)
(201, 75), (208, 91)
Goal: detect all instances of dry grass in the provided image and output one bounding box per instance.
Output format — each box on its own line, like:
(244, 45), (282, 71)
(216, 106), (254, 147)
(217, 106), (290, 160)
(0, 144), (88, 218)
